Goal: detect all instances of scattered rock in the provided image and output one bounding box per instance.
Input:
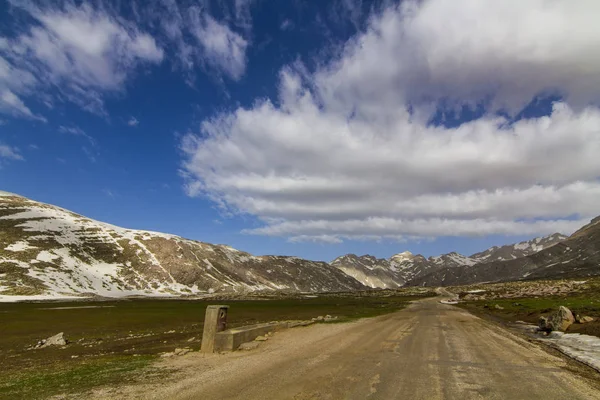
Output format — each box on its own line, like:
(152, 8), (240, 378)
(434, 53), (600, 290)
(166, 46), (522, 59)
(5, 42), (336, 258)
(538, 306), (575, 332)
(238, 342), (260, 351)
(174, 347), (191, 356)
(160, 352), (175, 358)
(71, 355), (79, 359)
(254, 336), (268, 341)
(35, 332), (68, 349)
(576, 315), (595, 324)
(187, 337), (196, 342)
(494, 304), (504, 310)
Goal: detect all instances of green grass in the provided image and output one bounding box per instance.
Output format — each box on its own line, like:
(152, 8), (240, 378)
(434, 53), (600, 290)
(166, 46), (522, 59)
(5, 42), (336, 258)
(0, 355), (156, 400)
(459, 293), (600, 337)
(0, 292), (430, 399)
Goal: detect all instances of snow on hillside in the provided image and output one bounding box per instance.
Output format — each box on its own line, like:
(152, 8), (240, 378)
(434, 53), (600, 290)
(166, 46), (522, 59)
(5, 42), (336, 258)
(0, 194), (365, 301)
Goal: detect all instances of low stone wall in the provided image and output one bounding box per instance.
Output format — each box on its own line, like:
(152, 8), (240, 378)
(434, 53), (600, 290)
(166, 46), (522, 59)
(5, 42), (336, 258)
(214, 322), (290, 351)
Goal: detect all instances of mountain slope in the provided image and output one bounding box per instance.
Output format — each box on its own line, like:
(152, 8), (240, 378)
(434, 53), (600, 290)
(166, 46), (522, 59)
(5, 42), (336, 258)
(407, 220), (599, 287)
(469, 233), (567, 262)
(0, 193), (366, 300)
(331, 234), (567, 289)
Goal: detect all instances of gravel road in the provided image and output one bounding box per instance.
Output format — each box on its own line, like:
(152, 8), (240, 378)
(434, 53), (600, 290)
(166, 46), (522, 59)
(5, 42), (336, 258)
(106, 295), (600, 400)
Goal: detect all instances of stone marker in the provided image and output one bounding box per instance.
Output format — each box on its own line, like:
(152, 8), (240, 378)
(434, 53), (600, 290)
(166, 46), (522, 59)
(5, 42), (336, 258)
(201, 305), (229, 353)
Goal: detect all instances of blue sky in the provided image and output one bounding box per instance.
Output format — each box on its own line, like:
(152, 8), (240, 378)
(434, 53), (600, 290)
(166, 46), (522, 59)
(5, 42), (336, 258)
(1, 0), (600, 262)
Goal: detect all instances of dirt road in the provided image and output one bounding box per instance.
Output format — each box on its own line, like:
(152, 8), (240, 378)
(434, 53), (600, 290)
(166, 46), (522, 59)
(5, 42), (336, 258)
(106, 295), (600, 400)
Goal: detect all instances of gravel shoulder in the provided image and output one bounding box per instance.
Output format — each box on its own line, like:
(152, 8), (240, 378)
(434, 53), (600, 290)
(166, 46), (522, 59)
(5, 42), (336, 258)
(88, 296), (600, 400)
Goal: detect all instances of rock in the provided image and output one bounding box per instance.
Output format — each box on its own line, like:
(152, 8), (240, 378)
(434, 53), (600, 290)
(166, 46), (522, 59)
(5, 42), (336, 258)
(160, 352), (175, 358)
(174, 347), (191, 356)
(494, 304), (504, 310)
(254, 335), (268, 341)
(238, 342), (260, 351)
(37, 332), (68, 348)
(187, 337), (196, 342)
(538, 306), (575, 332)
(316, 316), (325, 321)
(576, 315), (595, 324)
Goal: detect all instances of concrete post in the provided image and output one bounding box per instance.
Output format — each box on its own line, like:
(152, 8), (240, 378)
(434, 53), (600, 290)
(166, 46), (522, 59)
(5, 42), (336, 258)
(201, 305), (229, 353)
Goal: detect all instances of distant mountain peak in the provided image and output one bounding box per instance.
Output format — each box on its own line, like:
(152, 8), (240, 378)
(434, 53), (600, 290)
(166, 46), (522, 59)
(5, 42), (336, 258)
(390, 251), (414, 261)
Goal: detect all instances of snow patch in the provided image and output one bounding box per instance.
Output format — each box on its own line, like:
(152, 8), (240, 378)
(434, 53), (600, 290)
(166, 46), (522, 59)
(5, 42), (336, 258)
(4, 241), (37, 252)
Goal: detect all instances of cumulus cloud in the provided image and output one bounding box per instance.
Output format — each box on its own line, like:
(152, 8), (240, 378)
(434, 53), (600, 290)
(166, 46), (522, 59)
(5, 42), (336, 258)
(0, 1), (163, 117)
(128, 116), (139, 126)
(181, 0), (600, 243)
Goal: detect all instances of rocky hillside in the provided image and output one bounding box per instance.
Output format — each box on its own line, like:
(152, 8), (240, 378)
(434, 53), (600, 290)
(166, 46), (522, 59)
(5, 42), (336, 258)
(332, 234), (567, 289)
(469, 233), (567, 263)
(407, 218), (600, 287)
(0, 193), (366, 300)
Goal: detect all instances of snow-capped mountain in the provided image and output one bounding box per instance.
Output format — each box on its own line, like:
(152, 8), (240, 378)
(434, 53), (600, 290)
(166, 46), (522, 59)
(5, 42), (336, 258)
(329, 254), (406, 289)
(331, 234), (567, 289)
(0, 192), (366, 301)
(407, 222), (599, 287)
(0, 190), (593, 300)
(469, 233), (568, 263)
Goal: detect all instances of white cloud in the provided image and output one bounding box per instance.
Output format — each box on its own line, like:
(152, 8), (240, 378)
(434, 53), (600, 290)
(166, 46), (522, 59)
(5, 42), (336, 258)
(181, 0), (600, 243)
(280, 19), (294, 31)
(188, 7), (249, 81)
(128, 116), (139, 126)
(58, 125), (96, 145)
(1, 2), (163, 117)
(0, 89), (46, 121)
(1, 1), (254, 119)
(0, 143), (24, 161)
(145, 0), (251, 83)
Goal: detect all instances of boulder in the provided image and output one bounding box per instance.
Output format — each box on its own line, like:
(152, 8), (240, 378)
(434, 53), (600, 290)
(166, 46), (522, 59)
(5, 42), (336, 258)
(538, 306), (575, 332)
(36, 332), (68, 349)
(254, 335), (268, 341)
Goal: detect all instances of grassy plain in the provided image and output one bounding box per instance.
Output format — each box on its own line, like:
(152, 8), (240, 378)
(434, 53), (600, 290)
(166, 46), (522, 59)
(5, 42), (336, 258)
(456, 278), (600, 337)
(0, 290), (431, 399)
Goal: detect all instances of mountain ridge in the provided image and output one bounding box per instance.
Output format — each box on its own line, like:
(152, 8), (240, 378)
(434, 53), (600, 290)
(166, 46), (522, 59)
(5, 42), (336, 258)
(0, 191), (596, 300)
(330, 233), (567, 289)
(0, 193), (366, 301)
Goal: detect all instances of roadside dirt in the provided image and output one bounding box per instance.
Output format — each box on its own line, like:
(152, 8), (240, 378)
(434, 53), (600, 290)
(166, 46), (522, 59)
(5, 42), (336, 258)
(87, 296), (600, 400)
